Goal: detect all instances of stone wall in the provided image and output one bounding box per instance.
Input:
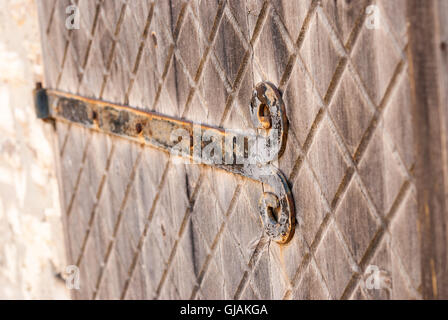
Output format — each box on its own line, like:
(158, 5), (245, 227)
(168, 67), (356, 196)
(0, 0), (69, 299)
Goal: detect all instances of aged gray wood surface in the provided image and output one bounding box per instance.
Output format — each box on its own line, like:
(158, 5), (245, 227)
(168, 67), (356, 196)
(407, 0), (448, 299)
(36, 0), (436, 299)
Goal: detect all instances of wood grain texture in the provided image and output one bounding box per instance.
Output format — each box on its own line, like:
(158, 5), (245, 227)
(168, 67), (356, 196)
(407, 0), (448, 299)
(36, 0), (445, 299)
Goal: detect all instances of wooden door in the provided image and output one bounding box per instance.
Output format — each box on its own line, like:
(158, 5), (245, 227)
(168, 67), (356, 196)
(36, 0), (448, 299)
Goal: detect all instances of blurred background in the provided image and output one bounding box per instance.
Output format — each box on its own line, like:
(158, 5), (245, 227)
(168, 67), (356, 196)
(0, 0), (68, 299)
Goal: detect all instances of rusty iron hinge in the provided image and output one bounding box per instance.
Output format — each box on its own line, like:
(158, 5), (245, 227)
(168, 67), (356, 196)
(34, 82), (295, 244)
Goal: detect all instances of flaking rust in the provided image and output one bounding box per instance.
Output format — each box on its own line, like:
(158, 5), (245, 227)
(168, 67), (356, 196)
(34, 81), (296, 244)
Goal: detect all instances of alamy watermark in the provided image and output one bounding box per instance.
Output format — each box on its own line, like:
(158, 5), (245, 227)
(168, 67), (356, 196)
(65, 265), (80, 290)
(169, 126), (282, 166)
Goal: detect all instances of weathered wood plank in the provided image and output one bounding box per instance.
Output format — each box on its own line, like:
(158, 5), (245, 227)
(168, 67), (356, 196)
(407, 0), (448, 299)
(35, 0), (447, 300)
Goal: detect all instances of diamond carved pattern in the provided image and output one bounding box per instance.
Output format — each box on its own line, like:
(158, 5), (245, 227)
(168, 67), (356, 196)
(359, 129), (405, 215)
(321, 0), (368, 45)
(308, 118), (350, 204)
(314, 226), (355, 299)
(335, 178), (380, 263)
(38, 0), (419, 300)
(253, 9), (291, 84)
(294, 261), (330, 300)
(214, 11), (248, 86)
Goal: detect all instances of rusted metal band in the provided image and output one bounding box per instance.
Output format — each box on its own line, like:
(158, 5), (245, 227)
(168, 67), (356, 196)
(34, 82), (295, 244)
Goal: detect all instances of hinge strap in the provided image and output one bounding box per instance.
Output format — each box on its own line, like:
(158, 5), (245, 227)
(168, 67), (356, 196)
(34, 82), (295, 243)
